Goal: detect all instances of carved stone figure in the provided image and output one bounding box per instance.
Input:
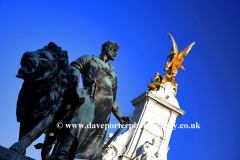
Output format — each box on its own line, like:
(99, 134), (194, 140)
(102, 145), (117, 160)
(141, 138), (159, 160)
(133, 139), (160, 160)
(102, 133), (118, 160)
(51, 41), (131, 160)
(9, 42), (83, 155)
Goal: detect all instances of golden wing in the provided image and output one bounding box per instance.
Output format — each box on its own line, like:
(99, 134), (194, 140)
(167, 33), (178, 55)
(177, 42), (195, 60)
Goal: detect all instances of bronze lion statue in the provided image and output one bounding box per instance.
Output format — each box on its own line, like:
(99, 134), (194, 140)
(10, 42), (83, 158)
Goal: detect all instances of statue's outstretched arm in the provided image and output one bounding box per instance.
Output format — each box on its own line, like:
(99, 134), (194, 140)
(112, 100), (123, 121)
(152, 76), (158, 82)
(112, 100), (131, 125)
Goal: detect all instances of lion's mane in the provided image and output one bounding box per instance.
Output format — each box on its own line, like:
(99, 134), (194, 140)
(17, 42), (70, 122)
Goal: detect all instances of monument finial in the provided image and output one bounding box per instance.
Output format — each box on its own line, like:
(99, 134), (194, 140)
(147, 33), (195, 94)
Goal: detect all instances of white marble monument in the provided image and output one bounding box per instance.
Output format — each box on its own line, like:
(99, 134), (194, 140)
(102, 82), (185, 160)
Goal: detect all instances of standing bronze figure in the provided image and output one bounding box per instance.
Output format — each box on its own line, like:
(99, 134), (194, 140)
(51, 41), (131, 160)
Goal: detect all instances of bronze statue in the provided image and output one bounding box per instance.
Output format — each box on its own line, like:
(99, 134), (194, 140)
(9, 42), (83, 156)
(49, 41), (131, 160)
(148, 33), (195, 94)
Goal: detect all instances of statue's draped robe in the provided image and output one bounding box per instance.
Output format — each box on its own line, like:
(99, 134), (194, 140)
(69, 55), (118, 159)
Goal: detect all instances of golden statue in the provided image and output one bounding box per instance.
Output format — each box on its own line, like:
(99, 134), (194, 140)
(165, 33), (195, 77)
(148, 33), (195, 94)
(147, 72), (162, 91)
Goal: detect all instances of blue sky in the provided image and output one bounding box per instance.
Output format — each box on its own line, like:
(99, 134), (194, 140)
(0, 0), (240, 159)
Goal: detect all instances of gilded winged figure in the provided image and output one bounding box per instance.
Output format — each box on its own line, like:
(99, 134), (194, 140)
(164, 33), (195, 77)
(148, 33), (195, 94)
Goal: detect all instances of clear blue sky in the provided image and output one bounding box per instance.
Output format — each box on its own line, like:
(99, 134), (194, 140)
(0, 0), (240, 159)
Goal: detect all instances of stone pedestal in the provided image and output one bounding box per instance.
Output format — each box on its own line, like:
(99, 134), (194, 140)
(103, 91), (185, 160)
(0, 145), (34, 160)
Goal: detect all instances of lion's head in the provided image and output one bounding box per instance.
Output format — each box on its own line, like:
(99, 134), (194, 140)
(16, 42), (70, 122)
(17, 42), (68, 82)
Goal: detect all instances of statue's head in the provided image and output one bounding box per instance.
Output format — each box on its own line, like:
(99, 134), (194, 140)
(17, 51), (55, 82)
(102, 41), (119, 61)
(16, 42), (69, 82)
